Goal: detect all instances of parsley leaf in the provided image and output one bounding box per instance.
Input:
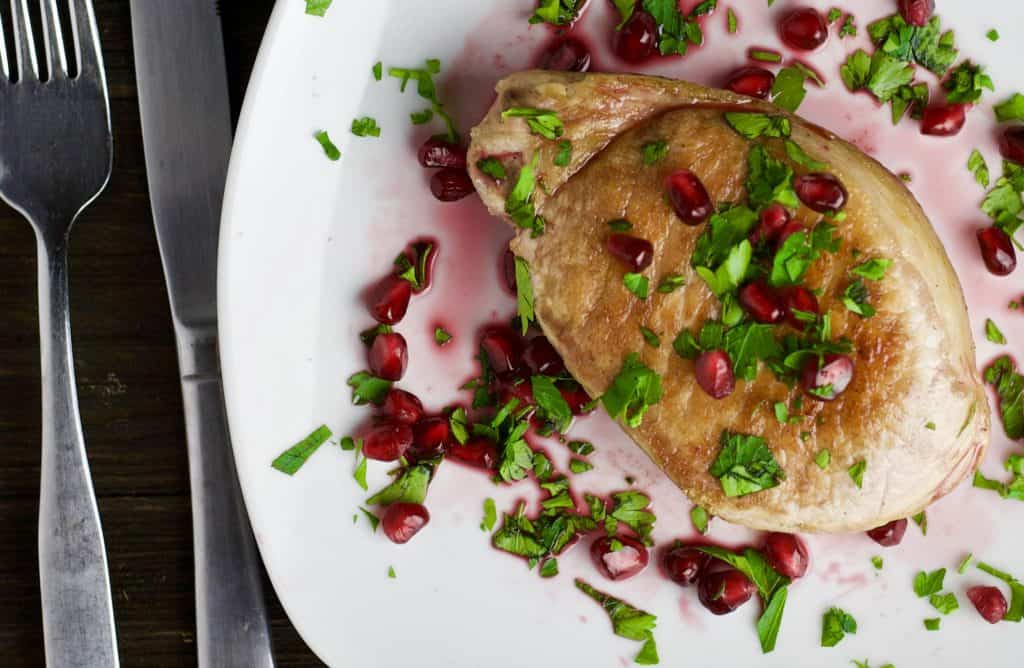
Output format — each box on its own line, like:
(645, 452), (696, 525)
(642, 140), (669, 165)
(821, 607), (858, 647)
(770, 66), (809, 112)
(827, 8), (842, 23)
(359, 506), (379, 532)
(640, 326), (661, 348)
(724, 113), (792, 139)
(569, 459), (593, 474)
(612, 0), (636, 27)
(690, 505), (709, 534)
(868, 14), (958, 75)
(976, 561), (1024, 621)
(347, 371), (392, 405)
(531, 375), (573, 433)
(481, 498), (497, 532)
(501, 107), (565, 140)
(313, 130), (340, 161)
(769, 230), (819, 287)
(434, 326), (452, 346)
(839, 15), (857, 38)
(642, 0), (717, 57)
(304, 0), (332, 17)
(986, 318), (1007, 344)
(848, 460), (867, 488)
(757, 587), (787, 654)
(569, 440), (595, 456)
(872, 555), (884, 570)
(784, 140), (827, 170)
(944, 61), (994, 104)
(529, 0), (583, 26)
(506, 156), (546, 237)
(366, 464), (432, 505)
(554, 140), (573, 167)
(912, 511), (927, 534)
(851, 258), (892, 280)
(388, 62), (459, 143)
(410, 109), (433, 125)
(514, 256), (536, 334)
(746, 145), (799, 209)
(372, 61), (382, 81)
(727, 8), (738, 33)
(692, 205), (759, 270)
(995, 93), (1024, 122)
(353, 453), (368, 490)
(624, 273), (651, 299)
(656, 274), (685, 293)
(930, 592), (959, 615)
(987, 29), (1000, 42)
(984, 356), (1024, 439)
(842, 279), (876, 318)
(493, 506), (549, 559)
(750, 48), (782, 63)
(608, 218), (633, 232)
(710, 431), (785, 497)
(924, 617), (941, 630)
(725, 323), (781, 381)
(815, 449), (831, 470)
(969, 149), (991, 187)
(477, 157), (507, 180)
(350, 117), (381, 138)
(607, 491), (656, 543)
(271, 425), (332, 475)
(575, 579), (660, 665)
(914, 568), (946, 597)
(602, 353), (664, 428)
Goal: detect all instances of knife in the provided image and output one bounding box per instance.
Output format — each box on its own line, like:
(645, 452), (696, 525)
(129, 3), (275, 666)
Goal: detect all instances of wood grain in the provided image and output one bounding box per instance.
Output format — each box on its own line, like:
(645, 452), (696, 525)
(0, 1), (325, 665)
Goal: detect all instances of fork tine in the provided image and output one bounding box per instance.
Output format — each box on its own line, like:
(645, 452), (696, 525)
(37, 0), (66, 79)
(69, 0), (101, 78)
(0, 9), (9, 81)
(9, 0), (39, 81)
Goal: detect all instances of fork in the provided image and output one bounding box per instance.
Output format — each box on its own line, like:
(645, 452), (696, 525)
(0, 1), (118, 665)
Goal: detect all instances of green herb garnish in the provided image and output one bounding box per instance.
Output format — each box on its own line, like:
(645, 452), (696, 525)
(372, 61), (382, 80)
(987, 29), (1000, 42)
(642, 140), (670, 165)
(623, 273), (651, 299)
(710, 431), (785, 498)
(930, 592), (959, 615)
(529, 0), (584, 26)
(770, 66), (810, 112)
(347, 371), (392, 405)
(924, 618), (941, 630)
(388, 61), (459, 142)
(984, 356), (1024, 439)
(481, 498), (497, 532)
(531, 375), (573, 433)
(642, 0), (717, 57)
(304, 0), (332, 17)
(815, 449), (831, 470)
(506, 156), (546, 237)
(502, 107), (565, 140)
(848, 460), (867, 488)
(821, 607), (858, 647)
(985, 318), (1007, 344)
(723, 112), (791, 139)
(359, 507), (379, 532)
(514, 256), (536, 334)
(640, 326), (661, 348)
(914, 568), (946, 597)
(690, 505), (709, 534)
(656, 274), (686, 293)
(350, 117), (381, 137)
(968, 149), (991, 187)
(995, 93), (1024, 122)
(602, 353), (664, 428)
(313, 130), (340, 161)
(575, 579), (660, 665)
(271, 425), (333, 475)
(477, 157), (507, 180)
(943, 60), (994, 105)
(750, 48), (782, 63)
(366, 464), (433, 506)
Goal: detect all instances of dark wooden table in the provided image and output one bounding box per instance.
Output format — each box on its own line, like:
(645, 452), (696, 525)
(0, 2), (324, 665)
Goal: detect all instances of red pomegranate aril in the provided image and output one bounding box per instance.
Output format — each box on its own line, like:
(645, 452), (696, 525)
(607, 233), (655, 272)
(866, 518), (908, 547)
(480, 327), (523, 374)
(418, 137), (467, 169)
(381, 502), (430, 544)
(663, 544), (709, 587)
(921, 104), (967, 137)
(967, 586), (1008, 624)
(560, 382), (594, 415)
(368, 332), (408, 381)
(783, 286), (819, 329)
(1000, 127), (1024, 165)
(496, 373), (534, 407)
(695, 350), (735, 399)
(801, 353), (854, 401)
(667, 169), (713, 225)
(898, 0), (935, 27)
(502, 248), (518, 293)
(430, 167), (475, 201)
(591, 535), (650, 581)
(449, 437), (499, 470)
(779, 8), (828, 51)
(977, 227), (1017, 276)
(794, 173), (848, 213)
(368, 275), (412, 325)
(523, 337), (566, 376)
(362, 421), (414, 461)
(615, 11), (658, 63)
(739, 280), (785, 324)
(776, 220), (806, 247)
(751, 203), (791, 244)
(762, 533), (810, 579)
(410, 416), (452, 460)
(726, 67), (776, 99)
(698, 567), (757, 615)
(539, 36), (591, 72)
(382, 389), (424, 425)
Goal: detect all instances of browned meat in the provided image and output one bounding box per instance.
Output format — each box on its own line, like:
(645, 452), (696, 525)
(468, 71), (989, 533)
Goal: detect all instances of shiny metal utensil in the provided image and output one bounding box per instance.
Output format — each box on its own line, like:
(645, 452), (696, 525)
(0, 0), (118, 665)
(130, 2), (275, 666)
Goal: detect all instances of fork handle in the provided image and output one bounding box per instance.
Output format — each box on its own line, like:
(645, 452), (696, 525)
(176, 326), (275, 668)
(36, 232), (120, 667)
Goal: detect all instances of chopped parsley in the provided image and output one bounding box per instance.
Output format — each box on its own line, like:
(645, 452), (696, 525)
(612, 0), (635, 26)
(481, 498), (497, 532)
(394, 241), (434, 291)
(640, 326), (661, 348)
(606, 491), (656, 543)
(554, 140), (573, 167)
(623, 273), (651, 299)
(851, 258), (892, 280)
(608, 218), (633, 232)
(529, 0), (583, 26)
(347, 371), (392, 405)
(867, 14), (958, 75)
(943, 61), (994, 105)
(353, 453), (368, 490)
(656, 274), (686, 293)
(727, 8), (737, 33)
(434, 326), (452, 346)
(501, 107), (565, 140)
(984, 356), (1024, 439)
(995, 93), (1024, 122)
(339, 436), (357, 451)
(569, 440), (595, 456)
(691, 205), (759, 295)
(531, 375), (573, 433)
(784, 140), (827, 170)
(976, 561), (1024, 621)
(723, 112), (792, 139)
(968, 149), (991, 187)
(929, 592), (959, 615)
(710, 431), (785, 498)
(642, 0), (717, 57)
(821, 607), (858, 647)
(973, 469), (1024, 501)
(848, 460), (867, 488)
(842, 279), (876, 318)
(987, 29), (1000, 42)
(388, 61), (458, 142)
(750, 48), (782, 63)
(957, 554), (973, 574)
(514, 256), (536, 334)
(304, 0), (332, 17)
(372, 61), (382, 81)
(350, 117), (381, 138)
(388, 566), (396, 578)
(770, 66), (810, 112)
(839, 15), (857, 38)
(985, 318), (1007, 344)
(271, 425), (333, 475)
(569, 458), (593, 474)
(366, 463), (433, 506)
(575, 579), (660, 665)
(914, 568), (946, 597)
(313, 130), (340, 161)
(690, 505), (709, 534)
(450, 407), (470, 444)
(359, 507), (379, 532)
(841, 49), (927, 123)
(746, 146), (799, 209)
(506, 156), (546, 237)
(912, 511), (928, 535)
(474, 400), (535, 483)
(769, 223), (839, 287)
(827, 8), (841, 23)
(925, 421), (936, 430)
(641, 139), (670, 165)
(602, 353), (664, 428)
(539, 558), (559, 578)
(871, 556), (884, 570)
(815, 449), (831, 470)
(410, 108), (433, 125)
(924, 618), (941, 630)
(477, 157), (507, 180)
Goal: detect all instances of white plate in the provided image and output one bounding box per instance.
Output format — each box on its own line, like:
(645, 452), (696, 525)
(220, 1), (1024, 666)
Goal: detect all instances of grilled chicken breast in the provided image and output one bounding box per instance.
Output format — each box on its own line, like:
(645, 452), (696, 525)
(467, 71), (989, 533)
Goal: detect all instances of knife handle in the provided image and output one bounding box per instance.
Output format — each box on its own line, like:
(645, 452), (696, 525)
(177, 326), (275, 668)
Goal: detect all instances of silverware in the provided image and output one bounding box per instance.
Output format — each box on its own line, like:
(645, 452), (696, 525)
(0, 1), (118, 665)
(129, 2), (275, 666)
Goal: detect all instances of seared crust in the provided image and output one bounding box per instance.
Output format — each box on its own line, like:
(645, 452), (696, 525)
(468, 71), (989, 533)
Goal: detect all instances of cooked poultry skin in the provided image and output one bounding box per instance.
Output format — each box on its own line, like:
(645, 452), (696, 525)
(467, 71), (989, 533)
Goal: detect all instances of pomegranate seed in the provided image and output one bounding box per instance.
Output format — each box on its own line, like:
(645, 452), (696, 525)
(779, 8), (828, 51)
(726, 67), (776, 99)
(480, 327), (523, 374)
(368, 332), (408, 381)
(523, 337), (566, 376)
(539, 36), (591, 72)
(1000, 127), (1024, 164)
(607, 233), (655, 272)
(782, 286), (819, 329)
(502, 248), (518, 293)
(866, 518), (908, 547)
(921, 104), (967, 137)
(739, 280), (785, 324)
(559, 382), (594, 415)
(496, 373), (534, 407)
(698, 566), (757, 615)
(663, 544), (709, 587)
(750, 203), (791, 245)
(614, 11), (658, 63)
(418, 137), (467, 169)
(898, 0), (935, 26)
(667, 169), (713, 225)
(430, 167), (475, 201)
(410, 416), (452, 460)
(591, 535), (650, 581)
(362, 421), (414, 461)
(967, 586), (1008, 624)
(449, 437), (498, 470)
(776, 220), (806, 247)
(381, 389), (424, 425)
(381, 502), (430, 544)
(368, 275), (412, 325)
(762, 533), (810, 579)
(695, 350), (735, 399)
(794, 173), (848, 213)
(977, 227), (1017, 276)
(801, 353), (854, 401)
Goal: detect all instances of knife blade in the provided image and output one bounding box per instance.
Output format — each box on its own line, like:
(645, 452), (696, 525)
(129, 3), (274, 666)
